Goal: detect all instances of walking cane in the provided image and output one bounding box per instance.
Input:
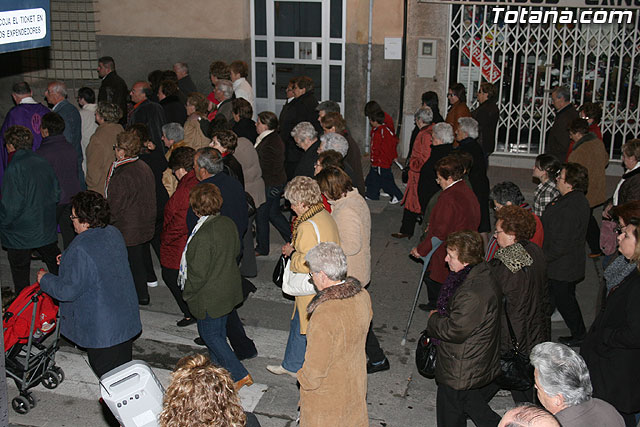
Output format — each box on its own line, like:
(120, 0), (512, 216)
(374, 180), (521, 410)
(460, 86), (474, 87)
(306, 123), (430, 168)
(401, 236), (442, 346)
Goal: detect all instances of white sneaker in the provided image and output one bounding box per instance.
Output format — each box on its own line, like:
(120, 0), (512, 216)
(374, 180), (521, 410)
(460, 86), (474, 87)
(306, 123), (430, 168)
(266, 365), (298, 378)
(147, 281), (159, 288)
(380, 192), (390, 198)
(389, 196), (400, 205)
(551, 309), (563, 322)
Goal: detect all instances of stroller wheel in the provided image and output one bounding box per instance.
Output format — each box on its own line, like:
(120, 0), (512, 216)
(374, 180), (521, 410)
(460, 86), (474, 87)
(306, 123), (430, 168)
(41, 371), (60, 389)
(12, 395), (30, 414)
(52, 366), (65, 383)
(25, 392), (36, 408)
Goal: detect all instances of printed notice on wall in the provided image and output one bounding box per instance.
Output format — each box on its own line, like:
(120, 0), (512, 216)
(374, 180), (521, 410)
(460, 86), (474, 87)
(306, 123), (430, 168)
(0, 1), (50, 54)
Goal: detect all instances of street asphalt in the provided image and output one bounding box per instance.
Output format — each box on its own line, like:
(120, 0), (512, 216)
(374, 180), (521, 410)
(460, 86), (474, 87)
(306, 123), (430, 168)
(1, 163), (609, 427)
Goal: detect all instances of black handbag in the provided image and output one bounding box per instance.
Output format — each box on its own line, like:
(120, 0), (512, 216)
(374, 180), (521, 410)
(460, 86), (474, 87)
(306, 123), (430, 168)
(415, 329), (437, 379)
(272, 254), (288, 288)
(495, 300), (534, 391)
(401, 160), (410, 184)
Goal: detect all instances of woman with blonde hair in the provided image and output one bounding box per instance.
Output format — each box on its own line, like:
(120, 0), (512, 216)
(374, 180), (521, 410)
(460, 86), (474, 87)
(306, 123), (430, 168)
(266, 176), (339, 378)
(159, 354), (261, 427)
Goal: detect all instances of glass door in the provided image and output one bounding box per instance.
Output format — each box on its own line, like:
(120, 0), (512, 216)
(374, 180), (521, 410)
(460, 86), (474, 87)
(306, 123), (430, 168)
(251, 0), (345, 116)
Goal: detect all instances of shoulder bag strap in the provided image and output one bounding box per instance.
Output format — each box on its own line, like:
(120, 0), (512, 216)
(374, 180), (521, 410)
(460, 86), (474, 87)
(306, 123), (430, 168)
(307, 219), (320, 244)
(503, 298), (521, 351)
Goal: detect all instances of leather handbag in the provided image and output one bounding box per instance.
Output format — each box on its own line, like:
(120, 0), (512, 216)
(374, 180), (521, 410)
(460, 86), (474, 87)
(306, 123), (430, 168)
(281, 219), (320, 297)
(415, 329), (437, 379)
(272, 255), (287, 288)
(495, 300), (534, 391)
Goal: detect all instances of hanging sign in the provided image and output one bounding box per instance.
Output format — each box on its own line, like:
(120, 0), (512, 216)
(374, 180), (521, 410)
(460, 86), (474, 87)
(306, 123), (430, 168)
(0, 1), (50, 54)
(462, 39), (502, 83)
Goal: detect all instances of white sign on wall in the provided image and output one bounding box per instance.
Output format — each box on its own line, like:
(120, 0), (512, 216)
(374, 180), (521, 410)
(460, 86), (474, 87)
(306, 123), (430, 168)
(0, 8), (47, 46)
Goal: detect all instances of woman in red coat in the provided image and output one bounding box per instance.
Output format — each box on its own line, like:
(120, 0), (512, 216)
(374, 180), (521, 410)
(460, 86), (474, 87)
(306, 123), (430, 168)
(160, 146), (199, 327)
(392, 107), (433, 239)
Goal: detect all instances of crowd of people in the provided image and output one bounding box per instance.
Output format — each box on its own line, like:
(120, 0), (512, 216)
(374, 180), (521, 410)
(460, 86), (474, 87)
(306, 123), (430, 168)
(0, 57), (638, 426)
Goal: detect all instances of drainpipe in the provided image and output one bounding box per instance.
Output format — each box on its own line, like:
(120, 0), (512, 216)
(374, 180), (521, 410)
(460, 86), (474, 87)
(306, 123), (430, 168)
(396, 0), (408, 155)
(365, 0), (374, 152)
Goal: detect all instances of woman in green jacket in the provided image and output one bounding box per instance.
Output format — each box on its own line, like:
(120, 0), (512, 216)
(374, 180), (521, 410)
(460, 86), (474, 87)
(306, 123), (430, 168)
(179, 183), (252, 390)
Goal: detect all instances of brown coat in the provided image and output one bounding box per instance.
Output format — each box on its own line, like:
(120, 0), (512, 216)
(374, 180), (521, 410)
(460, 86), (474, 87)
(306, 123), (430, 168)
(427, 262), (502, 390)
(290, 209), (340, 334)
(85, 122), (122, 195)
(568, 133), (609, 207)
(107, 160), (156, 246)
(234, 137), (266, 207)
(183, 116), (210, 150)
(298, 278), (371, 427)
(255, 131), (287, 187)
(329, 190), (371, 284)
(489, 240), (550, 355)
(162, 140), (188, 197)
(445, 102), (471, 135)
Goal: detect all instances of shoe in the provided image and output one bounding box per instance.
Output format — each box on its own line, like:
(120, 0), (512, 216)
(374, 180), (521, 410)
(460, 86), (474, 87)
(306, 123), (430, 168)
(266, 365), (297, 378)
(367, 358), (390, 374)
(418, 302), (437, 311)
(389, 196), (400, 205)
(588, 252), (603, 258)
(138, 298), (150, 306)
(234, 374), (254, 391)
(176, 317), (196, 327)
(380, 191), (390, 198)
(365, 196), (379, 201)
(558, 335), (584, 347)
(391, 232), (411, 239)
(237, 351), (258, 361)
(551, 309), (563, 322)
(147, 281), (158, 287)
(194, 336), (206, 346)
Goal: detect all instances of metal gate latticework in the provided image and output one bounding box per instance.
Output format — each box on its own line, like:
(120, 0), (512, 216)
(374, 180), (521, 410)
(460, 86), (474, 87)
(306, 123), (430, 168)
(448, 5), (640, 160)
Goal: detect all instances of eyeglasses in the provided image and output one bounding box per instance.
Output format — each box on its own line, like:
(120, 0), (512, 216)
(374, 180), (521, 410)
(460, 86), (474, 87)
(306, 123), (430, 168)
(447, 93), (455, 97)
(494, 229), (505, 236)
(615, 226), (623, 235)
(112, 145), (121, 150)
(69, 215), (79, 220)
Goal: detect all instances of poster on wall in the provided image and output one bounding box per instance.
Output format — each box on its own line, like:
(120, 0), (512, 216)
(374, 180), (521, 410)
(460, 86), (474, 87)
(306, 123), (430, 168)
(0, 0), (50, 54)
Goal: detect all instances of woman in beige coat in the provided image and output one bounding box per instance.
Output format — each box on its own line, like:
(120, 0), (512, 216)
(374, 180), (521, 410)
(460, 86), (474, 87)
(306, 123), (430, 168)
(298, 242), (371, 427)
(316, 166), (389, 373)
(85, 102), (123, 195)
(266, 176), (339, 378)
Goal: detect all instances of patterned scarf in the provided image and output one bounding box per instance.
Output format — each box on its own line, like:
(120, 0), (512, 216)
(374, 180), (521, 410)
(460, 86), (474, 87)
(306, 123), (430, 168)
(432, 264), (473, 345)
(104, 156), (139, 198)
(290, 202), (325, 243)
(604, 254), (638, 295)
(178, 214), (211, 290)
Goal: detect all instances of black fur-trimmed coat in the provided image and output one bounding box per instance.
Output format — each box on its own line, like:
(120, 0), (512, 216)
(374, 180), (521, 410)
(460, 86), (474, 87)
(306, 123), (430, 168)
(297, 277), (372, 427)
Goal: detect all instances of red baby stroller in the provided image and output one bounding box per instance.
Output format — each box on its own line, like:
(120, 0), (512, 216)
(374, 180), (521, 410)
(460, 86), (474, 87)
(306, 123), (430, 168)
(3, 281), (64, 414)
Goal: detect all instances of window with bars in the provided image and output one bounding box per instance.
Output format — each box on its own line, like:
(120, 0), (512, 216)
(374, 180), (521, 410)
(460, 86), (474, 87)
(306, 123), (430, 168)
(448, 4), (640, 160)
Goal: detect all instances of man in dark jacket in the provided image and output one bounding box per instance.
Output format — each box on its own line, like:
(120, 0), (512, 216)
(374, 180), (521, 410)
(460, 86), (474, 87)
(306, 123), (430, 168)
(0, 126), (61, 293)
(541, 163), (590, 346)
(97, 56), (129, 126)
(128, 81), (167, 151)
(545, 86), (579, 161)
(188, 147), (257, 360)
(173, 62), (198, 98)
(37, 113), (83, 249)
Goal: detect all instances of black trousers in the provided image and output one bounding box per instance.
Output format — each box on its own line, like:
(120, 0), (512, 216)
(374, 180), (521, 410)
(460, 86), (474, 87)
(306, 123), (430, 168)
(425, 276), (443, 305)
(437, 382), (501, 427)
(399, 209), (420, 237)
(56, 204), (76, 249)
(227, 309), (257, 359)
(127, 244), (150, 303)
(548, 278), (586, 338)
(7, 242), (60, 293)
(143, 219), (162, 283)
(86, 339), (133, 378)
(161, 267), (192, 319)
(365, 321), (386, 363)
(586, 208), (601, 254)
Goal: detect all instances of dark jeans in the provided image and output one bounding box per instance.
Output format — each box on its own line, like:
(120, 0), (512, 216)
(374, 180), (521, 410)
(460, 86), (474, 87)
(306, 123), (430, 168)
(7, 242), (60, 293)
(365, 166), (403, 200)
(86, 339), (133, 378)
(399, 209), (420, 236)
(127, 244), (150, 303)
(197, 313), (249, 382)
(255, 184), (291, 255)
(56, 204), (75, 249)
(143, 218), (162, 283)
(161, 267), (192, 318)
(240, 213), (258, 277)
(586, 208), (601, 254)
(549, 278), (586, 338)
(366, 321), (386, 363)
(437, 382), (501, 427)
(227, 309), (257, 359)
